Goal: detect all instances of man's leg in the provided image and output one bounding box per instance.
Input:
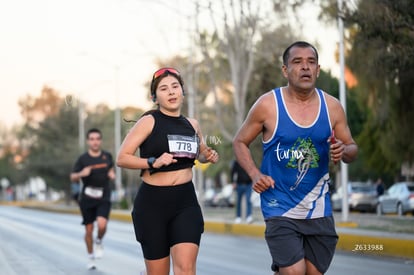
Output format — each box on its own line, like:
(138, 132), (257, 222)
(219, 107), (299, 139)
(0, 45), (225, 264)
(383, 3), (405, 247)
(80, 201), (98, 269)
(274, 259), (323, 275)
(276, 258), (308, 275)
(84, 223), (94, 254)
(96, 216), (108, 240)
(95, 216), (107, 258)
(305, 259), (323, 275)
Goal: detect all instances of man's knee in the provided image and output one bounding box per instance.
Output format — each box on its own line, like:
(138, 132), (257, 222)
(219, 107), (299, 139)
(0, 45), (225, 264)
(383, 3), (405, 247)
(97, 217), (108, 228)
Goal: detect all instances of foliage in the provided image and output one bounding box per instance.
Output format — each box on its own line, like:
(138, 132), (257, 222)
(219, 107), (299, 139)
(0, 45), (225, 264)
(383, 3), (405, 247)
(283, 0), (414, 180)
(24, 103), (79, 191)
(195, 0), (273, 142)
(0, 131), (28, 186)
(18, 86), (62, 129)
(344, 0), (414, 179)
(10, 86), (145, 195)
(5, 0), (410, 192)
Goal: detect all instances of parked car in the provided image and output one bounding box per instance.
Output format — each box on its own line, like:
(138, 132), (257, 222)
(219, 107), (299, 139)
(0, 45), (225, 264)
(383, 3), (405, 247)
(376, 182), (414, 216)
(331, 182), (378, 212)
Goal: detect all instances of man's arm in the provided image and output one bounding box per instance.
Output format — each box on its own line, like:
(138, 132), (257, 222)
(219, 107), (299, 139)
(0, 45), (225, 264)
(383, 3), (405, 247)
(70, 166), (92, 182)
(70, 172), (80, 183)
(233, 116), (262, 182)
(327, 94), (358, 164)
(233, 93), (275, 193)
(107, 167), (115, 181)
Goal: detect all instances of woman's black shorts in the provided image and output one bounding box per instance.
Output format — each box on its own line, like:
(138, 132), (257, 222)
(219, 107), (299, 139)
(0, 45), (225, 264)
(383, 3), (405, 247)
(131, 181), (204, 260)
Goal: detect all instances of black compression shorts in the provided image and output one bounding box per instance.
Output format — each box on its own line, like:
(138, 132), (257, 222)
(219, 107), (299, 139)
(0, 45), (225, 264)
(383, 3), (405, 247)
(131, 181), (204, 260)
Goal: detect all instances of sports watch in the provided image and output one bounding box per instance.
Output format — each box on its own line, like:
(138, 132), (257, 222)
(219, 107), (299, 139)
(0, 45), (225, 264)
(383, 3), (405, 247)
(147, 157), (156, 169)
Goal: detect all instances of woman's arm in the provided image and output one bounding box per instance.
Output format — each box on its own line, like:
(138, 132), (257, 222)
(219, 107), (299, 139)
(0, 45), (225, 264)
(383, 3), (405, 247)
(188, 118), (219, 164)
(116, 115), (155, 169)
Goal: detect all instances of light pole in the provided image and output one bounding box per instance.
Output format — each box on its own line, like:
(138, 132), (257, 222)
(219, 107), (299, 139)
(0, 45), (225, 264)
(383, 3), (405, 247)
(114, 65), (122, 201)
(338, 0), (349, 222)
(78, 98), (85, 152)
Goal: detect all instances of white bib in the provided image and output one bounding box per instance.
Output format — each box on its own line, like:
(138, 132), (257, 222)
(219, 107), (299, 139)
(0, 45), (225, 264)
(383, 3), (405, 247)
(167, 134), (198, 158)
(84, 186), (103, 199)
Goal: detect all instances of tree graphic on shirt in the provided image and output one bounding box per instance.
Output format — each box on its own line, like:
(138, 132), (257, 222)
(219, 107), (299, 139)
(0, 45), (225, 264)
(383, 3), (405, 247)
(286, 137), (320, 190)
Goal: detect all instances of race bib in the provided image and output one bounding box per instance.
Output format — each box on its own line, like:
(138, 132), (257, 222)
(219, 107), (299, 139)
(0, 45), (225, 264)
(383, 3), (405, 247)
(167, 134), (198, 158)
(84, 186), (103, 199)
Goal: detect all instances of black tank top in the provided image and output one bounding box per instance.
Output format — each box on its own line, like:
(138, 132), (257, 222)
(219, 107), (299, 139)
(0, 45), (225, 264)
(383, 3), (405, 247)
(140, 110), (199, 174)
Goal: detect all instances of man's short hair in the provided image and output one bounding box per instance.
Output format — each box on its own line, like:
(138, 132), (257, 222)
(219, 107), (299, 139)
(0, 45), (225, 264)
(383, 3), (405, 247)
(282, 41), (319, 66)
(86, 128), (102, 139)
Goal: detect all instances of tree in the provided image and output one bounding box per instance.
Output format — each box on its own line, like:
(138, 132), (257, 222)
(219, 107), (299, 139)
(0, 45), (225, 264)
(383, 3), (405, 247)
(274, 0), (414, 181)
(16, 86), (128, 197)
(18, 86), (62, 129)
(340, 0), (414, 179)
(153, 1), (365, 181)
(195, 0), (266, 142)
(25, 102), (79, 191)
(0, 125), (27, 187)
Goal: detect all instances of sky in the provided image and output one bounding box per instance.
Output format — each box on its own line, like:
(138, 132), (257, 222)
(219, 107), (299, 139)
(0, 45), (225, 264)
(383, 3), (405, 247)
(0, 0), (339, 128)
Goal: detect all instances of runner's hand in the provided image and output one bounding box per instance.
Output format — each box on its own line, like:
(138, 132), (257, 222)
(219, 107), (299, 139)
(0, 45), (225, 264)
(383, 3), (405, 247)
(252, 174), (274, 193)
(80, 166), (92, 177)
(204, 147), (219, 163)
(154, 153), (178, 168)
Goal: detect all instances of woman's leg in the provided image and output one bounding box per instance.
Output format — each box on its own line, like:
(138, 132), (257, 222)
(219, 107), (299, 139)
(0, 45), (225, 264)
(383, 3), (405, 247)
(171, 243), (199, 275)
(144, 256), (170, 275)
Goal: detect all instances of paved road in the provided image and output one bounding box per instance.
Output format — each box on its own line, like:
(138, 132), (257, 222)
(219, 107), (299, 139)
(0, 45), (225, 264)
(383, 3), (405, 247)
(1, 206), (413, 275)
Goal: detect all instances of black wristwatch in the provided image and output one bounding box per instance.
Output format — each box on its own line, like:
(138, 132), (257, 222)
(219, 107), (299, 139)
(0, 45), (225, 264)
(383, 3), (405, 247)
(147, 157), (156, 169)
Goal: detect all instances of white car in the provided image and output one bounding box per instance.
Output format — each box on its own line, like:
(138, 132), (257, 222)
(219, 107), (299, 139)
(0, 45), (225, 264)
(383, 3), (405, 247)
(331, 182), (378, 212)
(377, 182), (414, 216)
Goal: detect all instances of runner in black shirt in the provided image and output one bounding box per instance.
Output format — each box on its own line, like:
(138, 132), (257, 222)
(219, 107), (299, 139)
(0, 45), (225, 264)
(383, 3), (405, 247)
(70, 128), (115, 270)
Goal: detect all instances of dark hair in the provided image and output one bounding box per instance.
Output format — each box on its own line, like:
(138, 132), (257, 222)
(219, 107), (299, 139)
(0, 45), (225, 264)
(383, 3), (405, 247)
(123, 109), (157, 123)
(282, 41), (319, 66)
(150, 69), (185, 101)
(86, 128), (102, 139)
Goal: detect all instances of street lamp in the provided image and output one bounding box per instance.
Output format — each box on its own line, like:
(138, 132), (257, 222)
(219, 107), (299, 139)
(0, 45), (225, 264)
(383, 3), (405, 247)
(114, 65), (122, 201)
(338, 0), (349, 222)
(78, 98), (85, 152)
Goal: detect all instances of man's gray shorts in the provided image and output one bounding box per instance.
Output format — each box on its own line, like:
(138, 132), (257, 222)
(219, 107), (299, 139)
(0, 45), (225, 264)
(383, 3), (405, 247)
(265, 216), (338, 273)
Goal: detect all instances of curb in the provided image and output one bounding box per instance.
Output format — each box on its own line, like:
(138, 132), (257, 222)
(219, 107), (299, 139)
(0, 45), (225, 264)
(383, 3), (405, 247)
(336, 232), (414, 260)
(203, 220), (414, 260)
(7, 202), (414, 260)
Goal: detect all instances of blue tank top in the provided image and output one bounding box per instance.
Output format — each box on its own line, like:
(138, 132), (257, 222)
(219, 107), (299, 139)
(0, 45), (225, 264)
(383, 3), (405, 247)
(260, 88), (333, 219)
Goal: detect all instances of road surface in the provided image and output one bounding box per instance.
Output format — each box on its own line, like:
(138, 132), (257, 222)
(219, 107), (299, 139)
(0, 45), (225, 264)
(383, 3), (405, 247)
(0, 206), (412, 274)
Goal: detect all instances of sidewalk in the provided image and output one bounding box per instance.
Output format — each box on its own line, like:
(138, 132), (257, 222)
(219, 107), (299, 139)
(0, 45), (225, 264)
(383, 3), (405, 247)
(11, 201), (414, 260)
